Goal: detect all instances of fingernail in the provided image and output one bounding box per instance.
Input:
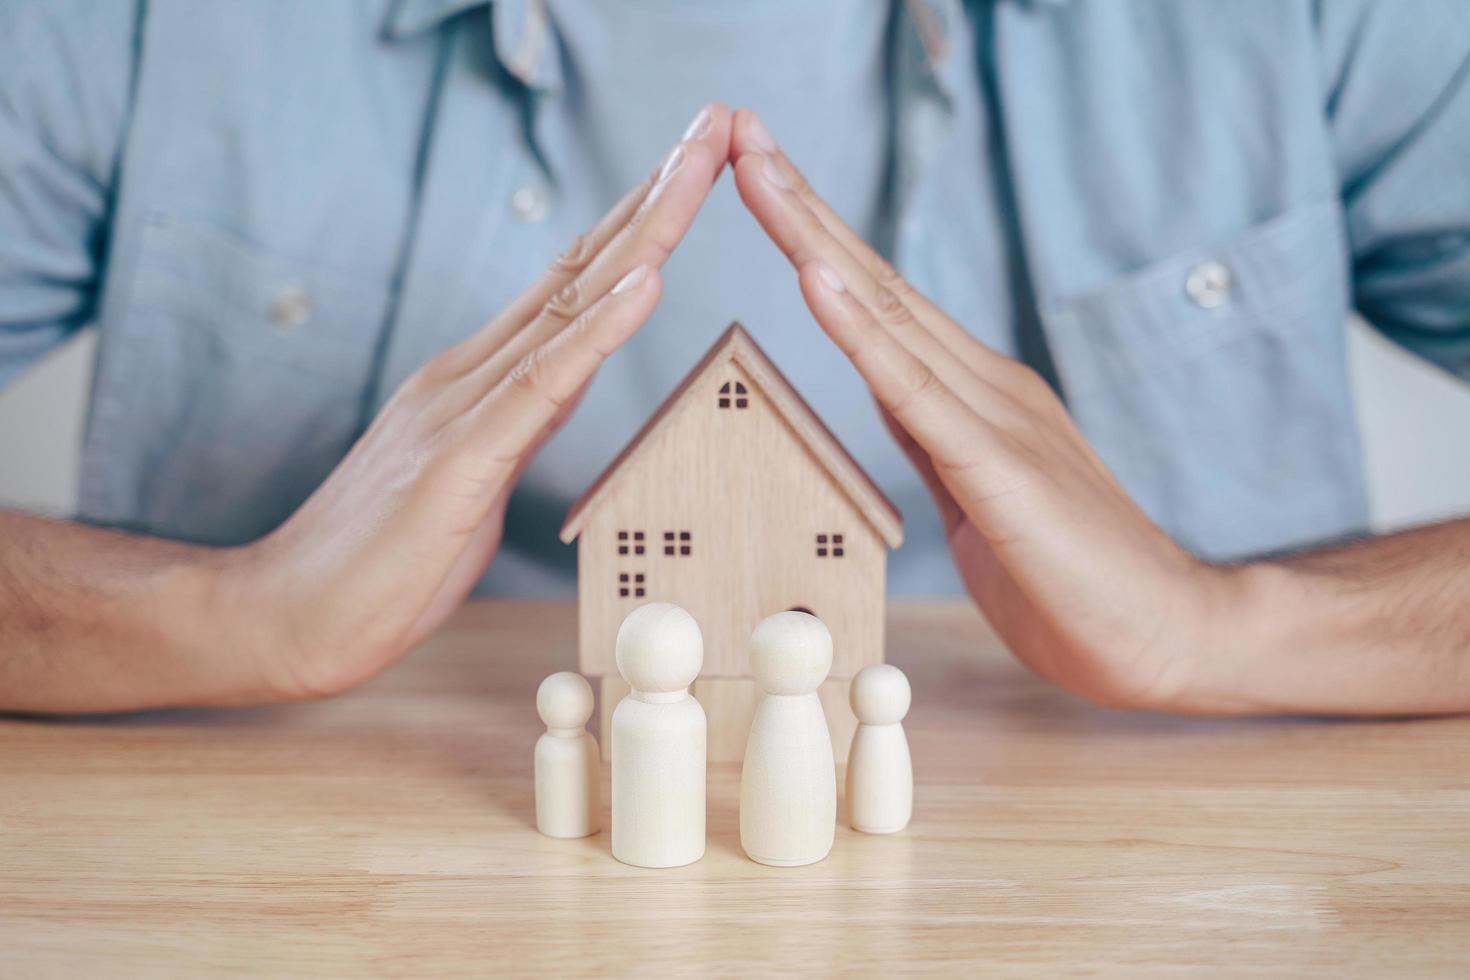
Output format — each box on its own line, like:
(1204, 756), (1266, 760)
(761, 156), (790, 190)
(657, 143), (686, 184)
(747, 113), (777, 152)
(815, 261), (846, 293)
(612, 264), (649, 295)
(682, 105), (713, 142)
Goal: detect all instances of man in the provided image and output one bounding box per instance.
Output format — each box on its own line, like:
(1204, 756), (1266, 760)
(2, 1), (1468, 714)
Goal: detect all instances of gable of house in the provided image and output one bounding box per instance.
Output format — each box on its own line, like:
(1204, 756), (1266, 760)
(560, 322), (902, 550)
(563, 324), (901, 678)
(573, 357), (886, 676)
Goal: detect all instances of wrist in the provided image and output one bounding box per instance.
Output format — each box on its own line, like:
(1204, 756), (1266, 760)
(1174, 560), (1302, 715)
(201, 543), (314, 703)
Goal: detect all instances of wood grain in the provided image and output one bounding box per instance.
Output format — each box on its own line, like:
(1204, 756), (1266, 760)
(2, 600), (1468, 977)
(569, 325), (888, 682)
(567, 325), (892, 762)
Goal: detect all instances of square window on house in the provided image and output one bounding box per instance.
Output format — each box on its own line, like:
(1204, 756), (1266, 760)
(719, 381), (750, 410)
(816, 531), (844, 558)
(618, 571), (642, 598)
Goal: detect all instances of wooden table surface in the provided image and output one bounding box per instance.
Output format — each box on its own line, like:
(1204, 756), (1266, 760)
(3, 600), (1468, 977)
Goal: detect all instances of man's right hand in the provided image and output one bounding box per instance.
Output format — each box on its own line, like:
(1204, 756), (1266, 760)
(223, 103), (733, 701)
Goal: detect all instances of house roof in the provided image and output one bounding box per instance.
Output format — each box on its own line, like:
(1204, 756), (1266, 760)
(559, 322), (904, 549)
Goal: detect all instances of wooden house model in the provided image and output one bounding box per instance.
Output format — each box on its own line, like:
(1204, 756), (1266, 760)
(560, 323), (903, 763)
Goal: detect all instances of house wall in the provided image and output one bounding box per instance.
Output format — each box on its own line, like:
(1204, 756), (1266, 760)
(575, 358), (886, 680)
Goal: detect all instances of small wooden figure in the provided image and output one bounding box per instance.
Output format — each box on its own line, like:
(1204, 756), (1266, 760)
(559, 323), (904, 764)
(610, 602), (707, 869)
(534, 671), (601, 839)
(740, 611), (836, 867)
(845, 664), (913, 834)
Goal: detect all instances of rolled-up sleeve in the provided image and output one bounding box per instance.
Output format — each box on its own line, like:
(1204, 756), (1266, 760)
(0, 0), (137, 389)
(1317, 0), (1470, 378)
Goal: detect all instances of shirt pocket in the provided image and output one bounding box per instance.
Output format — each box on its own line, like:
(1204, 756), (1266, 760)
(87, 215), (392, 543)
(1039, 197), (1366, 559)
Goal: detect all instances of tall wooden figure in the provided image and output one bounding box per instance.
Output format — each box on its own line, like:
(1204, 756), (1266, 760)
(740, 611), (836, 867)
(611, 602), (707, 868)
(534, 671), (601, 839)
(846, 664), (913, 834)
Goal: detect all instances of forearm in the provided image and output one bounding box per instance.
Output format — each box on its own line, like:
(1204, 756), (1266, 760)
(0, 512), (278, 713)
(1192, 518), (1470, 715)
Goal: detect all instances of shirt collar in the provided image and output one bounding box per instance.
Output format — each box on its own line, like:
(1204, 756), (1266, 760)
(906, 0), (1071, 105)
(382, 0), (562, 93)
(382, 0), (1071, 98)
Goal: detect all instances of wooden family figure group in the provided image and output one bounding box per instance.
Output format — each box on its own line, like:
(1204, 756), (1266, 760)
(533, 602), (913, 868)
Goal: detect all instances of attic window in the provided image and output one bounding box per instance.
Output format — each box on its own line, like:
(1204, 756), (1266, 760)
(618, 572), (646, 599)
(816, 532), (844, 558)
(718, 381), (748, 410)
(663, 530), (693, 556)
(617, 530), (645, 556)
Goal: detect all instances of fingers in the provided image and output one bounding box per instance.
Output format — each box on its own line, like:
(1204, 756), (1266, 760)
(732, 109), (981, 354)
(797, 260), (1008, 484)
(732, 109), (1058, 421)
(734, 109), (919, 312)
(467, 264), (662, 467)
(439, 175), (657, 377)
(735, 148), (1028, 433)
(457, 103), (732, 401)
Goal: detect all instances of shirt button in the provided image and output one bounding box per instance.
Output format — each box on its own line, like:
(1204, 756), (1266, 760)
(510, 184), (551, 222)
(269, 285), (313, 330)
(1184, 260), (1232, 310)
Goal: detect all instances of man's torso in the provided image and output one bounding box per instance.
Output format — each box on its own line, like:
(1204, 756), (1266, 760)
(77, 0), (1367, 591)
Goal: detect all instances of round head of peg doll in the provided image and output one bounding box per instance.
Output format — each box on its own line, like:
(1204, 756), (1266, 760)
(536, 671), (594, 732)
(749, 610), (833, 696)
(849, 663), (911, 725)
(615, 602), (704, 694)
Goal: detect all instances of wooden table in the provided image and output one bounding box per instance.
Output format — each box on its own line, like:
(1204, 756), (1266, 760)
(3, 601), (1468, 977)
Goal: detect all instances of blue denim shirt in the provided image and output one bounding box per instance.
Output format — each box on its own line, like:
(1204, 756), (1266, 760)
(2, 0), (1468, 594)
